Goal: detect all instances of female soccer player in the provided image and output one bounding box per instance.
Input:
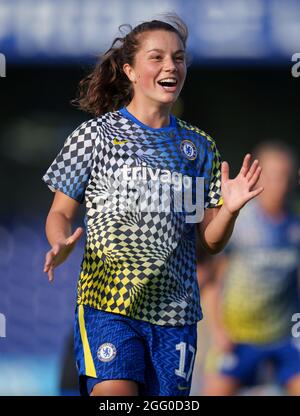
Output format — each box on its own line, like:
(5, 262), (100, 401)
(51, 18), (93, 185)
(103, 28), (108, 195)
(43, 16), (263, 396)
(201, 142), (300, 396)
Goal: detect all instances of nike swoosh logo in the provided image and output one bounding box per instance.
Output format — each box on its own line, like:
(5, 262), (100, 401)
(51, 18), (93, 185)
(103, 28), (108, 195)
(177, 385), (189, 391)
(113, 138), (128, 145)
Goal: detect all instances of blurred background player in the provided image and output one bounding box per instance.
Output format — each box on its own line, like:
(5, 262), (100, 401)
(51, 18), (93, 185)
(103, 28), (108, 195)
(201, 141), (300, 396)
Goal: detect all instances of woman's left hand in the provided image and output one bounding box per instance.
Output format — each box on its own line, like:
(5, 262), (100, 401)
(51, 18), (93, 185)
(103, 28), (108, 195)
(221, 154), (264, 215)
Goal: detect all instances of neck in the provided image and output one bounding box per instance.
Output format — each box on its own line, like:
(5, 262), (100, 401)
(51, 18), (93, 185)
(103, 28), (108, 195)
(126, 100), (172, 129)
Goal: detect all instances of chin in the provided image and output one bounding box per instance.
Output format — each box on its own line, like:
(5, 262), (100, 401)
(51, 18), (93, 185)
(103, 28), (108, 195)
(157, 95), (178, 105)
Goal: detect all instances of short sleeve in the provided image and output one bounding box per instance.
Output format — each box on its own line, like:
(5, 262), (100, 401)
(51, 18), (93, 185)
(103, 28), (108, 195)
(42, 119), (98, 203)
(203, 136), (223, 209)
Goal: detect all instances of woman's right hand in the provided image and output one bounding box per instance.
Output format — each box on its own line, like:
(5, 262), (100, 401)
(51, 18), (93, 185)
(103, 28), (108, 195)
(43, 227), (84, 282)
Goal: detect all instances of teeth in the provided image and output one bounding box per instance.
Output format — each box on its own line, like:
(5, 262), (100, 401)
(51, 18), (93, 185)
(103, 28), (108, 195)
(158, 78), (178, 87)
(158, 78), (177, 83)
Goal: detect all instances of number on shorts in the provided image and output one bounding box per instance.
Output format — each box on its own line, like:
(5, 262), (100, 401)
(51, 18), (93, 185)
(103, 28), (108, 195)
(175, 342), (196, 381)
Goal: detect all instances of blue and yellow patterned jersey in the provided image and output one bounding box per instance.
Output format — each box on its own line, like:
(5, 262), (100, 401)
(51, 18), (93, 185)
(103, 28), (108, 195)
(221, 200), (300, 343)
(43, 107), (222, 326)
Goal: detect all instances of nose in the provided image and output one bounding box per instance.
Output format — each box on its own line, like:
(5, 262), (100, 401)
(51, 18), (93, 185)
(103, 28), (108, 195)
(164, 56), (177, 72)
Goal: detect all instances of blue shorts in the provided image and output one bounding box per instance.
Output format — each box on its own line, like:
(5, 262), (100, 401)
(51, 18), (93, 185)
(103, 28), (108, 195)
(218, 338), (300, 386)
(74, 305), (198, 396)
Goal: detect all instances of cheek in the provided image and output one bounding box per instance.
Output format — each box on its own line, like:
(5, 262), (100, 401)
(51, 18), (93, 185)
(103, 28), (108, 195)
(180, 65), (187, 79)
(179, 70), (186, 88)
(136, 64), (158, 88)
(181, 65), (187, 82)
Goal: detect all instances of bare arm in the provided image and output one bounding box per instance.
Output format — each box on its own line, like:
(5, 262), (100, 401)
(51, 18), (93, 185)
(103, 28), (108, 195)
(44, 190), (83, 282)
(198, 154), (263, 254)
(198, 206), (238, 254)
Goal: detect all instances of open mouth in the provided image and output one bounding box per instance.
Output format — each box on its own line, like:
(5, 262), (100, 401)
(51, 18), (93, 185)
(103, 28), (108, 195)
(157, 78), (178, 88)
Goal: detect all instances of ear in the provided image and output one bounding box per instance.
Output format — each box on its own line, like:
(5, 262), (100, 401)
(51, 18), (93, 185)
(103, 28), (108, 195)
(123, 63), (136, 83)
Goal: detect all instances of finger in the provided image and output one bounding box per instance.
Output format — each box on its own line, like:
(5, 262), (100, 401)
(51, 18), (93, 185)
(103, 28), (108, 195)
(44, 244), (61, 271)
(66, 227), (84, 245)
(221, 161), (230, 183)
(44, 250), (55, 271)
(248, 166), (262, 189)
(48, 266), (54, 283)
(248, 186), (264, 201)
(44, 258), (55, 273)
(246, 159), (259, 181)
(240, 153), (251, 177)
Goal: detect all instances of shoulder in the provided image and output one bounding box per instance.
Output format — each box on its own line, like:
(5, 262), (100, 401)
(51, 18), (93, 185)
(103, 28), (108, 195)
(176, 117), (219, 151)
(69, 110), (121, 140)
(68, 118), (99, 140)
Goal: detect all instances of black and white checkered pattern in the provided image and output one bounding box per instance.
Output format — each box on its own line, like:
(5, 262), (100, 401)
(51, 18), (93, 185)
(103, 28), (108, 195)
(43, 110), (222, 326)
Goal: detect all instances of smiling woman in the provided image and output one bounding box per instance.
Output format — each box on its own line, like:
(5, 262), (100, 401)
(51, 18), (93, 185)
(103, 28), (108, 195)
(122, 29), (186, 126)
(42, 14), (263, 397)
(72, 16), (188, 122)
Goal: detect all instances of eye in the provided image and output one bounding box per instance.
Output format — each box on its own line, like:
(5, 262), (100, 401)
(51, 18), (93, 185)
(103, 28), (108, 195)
(175, 55), (185, 62)
(150, 55), (162, 60)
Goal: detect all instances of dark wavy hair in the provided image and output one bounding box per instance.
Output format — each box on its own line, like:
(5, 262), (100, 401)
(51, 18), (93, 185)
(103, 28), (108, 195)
(72, 15), (188, 117)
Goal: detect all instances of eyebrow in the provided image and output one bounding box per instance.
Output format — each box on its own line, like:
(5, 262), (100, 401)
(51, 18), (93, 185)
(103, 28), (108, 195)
(146, 48), (185, 54)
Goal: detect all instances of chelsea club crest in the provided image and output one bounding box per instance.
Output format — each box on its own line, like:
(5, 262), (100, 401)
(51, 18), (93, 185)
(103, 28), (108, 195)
(97, 343), (117, 362)
(180, 140), (197, 160)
